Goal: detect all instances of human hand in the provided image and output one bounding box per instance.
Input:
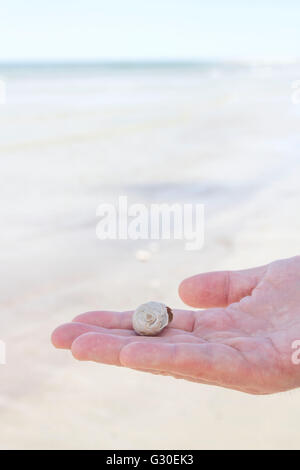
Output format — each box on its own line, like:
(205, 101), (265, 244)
(51, 256), (300, 394)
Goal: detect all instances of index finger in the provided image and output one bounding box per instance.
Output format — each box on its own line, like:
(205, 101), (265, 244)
(73, 309), (196, 332)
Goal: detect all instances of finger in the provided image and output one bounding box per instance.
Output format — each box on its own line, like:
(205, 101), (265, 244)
(71, 332), (138, 365)
(179, 264), (268, 308)
(70, 332), (248, 390)
(73, 311), (132, 329)
(73, 309), (196, 332)
(51, 322), (136, 349)
(120, 342), (248, 387)
(70, 331), (202, 364)
(52, 321), (195, 351)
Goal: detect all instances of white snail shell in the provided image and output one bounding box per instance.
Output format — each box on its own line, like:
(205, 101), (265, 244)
(132, 301), (173, 336)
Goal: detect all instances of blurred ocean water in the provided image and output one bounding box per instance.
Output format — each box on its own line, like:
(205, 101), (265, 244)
(1, 62), (299, 242)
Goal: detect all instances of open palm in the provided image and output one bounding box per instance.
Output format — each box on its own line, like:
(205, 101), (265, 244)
(52, 256), (300, 394)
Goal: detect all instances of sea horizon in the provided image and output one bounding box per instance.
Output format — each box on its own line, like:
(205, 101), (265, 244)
(1, 57), (300, 67)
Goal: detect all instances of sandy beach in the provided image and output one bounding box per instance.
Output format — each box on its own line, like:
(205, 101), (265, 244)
(1, 62), (300, 449)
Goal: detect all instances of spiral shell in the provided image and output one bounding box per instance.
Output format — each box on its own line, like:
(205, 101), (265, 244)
(132, 301), (173, 336)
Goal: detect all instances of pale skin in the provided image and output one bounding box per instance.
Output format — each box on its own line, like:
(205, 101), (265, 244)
(51, 256), (300, 395)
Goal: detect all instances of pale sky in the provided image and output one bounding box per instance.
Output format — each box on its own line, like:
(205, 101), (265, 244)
(1, 0), (300, 62)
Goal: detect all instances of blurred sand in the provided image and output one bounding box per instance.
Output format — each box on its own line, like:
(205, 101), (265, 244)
(0, 63), (300, 449)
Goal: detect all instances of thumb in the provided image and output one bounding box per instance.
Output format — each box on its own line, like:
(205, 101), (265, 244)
(179, 264), (267, 308)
